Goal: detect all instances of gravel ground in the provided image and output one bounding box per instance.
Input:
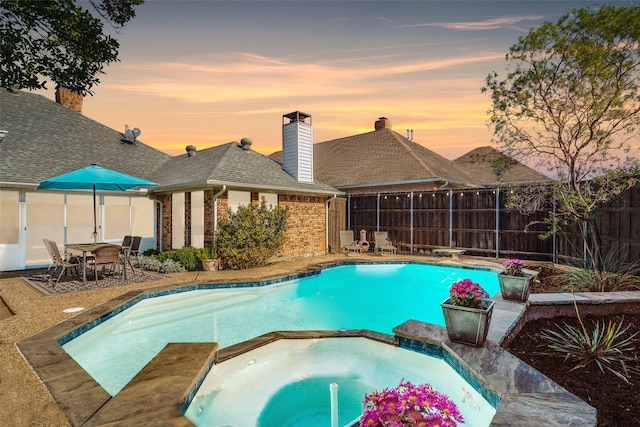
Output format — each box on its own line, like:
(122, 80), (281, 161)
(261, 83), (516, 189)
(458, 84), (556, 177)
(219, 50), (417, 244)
(0, 253), (403, 426)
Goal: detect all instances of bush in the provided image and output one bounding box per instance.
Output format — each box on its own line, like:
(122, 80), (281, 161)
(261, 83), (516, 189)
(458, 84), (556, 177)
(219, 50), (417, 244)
(542, 317), (640, 384)
(156, 247), (200, 271)
(216, 201), (288, 269)
(142, 248), (160, 257)
(133, 255), (186, 273)
(556, 249), (640, 292)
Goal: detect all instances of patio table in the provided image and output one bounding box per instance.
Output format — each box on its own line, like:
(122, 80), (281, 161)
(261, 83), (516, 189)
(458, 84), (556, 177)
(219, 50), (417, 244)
(66, 243), (127, 285)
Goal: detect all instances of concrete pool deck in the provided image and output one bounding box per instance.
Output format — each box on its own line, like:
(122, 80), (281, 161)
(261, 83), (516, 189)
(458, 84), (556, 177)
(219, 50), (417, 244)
(6, 254), (630, 426)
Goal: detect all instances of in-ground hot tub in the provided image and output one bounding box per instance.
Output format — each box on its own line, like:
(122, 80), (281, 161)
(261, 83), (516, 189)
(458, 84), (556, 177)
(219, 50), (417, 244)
(184, 337), (497, 427)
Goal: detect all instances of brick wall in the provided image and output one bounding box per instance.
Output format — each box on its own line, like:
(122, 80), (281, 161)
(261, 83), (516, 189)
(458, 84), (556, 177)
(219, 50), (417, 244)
(279, 195), (327, 257)
(155, 191), (326, 258)
(156, 194), (172, 251)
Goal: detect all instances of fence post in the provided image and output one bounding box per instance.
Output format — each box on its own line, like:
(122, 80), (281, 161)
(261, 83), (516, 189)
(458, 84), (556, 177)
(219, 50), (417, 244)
(376, 193), (380, 231)
(347, 194), (351, 230)
(449, 189), (453, 248)
(410, 191), (414, 255)
(495, 188), (500, 259)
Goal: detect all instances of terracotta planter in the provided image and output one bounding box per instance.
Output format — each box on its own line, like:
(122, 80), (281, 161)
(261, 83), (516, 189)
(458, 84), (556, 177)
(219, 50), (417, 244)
(498, 272), (535, 302)
(440, 299), (495, 346)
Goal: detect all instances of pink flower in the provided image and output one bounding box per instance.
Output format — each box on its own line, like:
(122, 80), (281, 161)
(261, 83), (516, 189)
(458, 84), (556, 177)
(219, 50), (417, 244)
(502, 259), (525, 276)
(361, 380), (464, 426)
(448, 278), (489, 309)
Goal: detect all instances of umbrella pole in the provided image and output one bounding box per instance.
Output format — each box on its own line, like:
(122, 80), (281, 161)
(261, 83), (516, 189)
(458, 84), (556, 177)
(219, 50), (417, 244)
(93, 184), (97, 243)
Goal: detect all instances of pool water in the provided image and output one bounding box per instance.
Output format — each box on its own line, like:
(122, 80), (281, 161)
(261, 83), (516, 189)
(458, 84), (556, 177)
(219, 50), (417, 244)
(184, 338), (496, 427)
(62, 263), (499, 395)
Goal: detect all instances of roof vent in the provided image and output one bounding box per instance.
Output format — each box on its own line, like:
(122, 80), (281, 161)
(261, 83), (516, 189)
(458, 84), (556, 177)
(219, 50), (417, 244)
(240, 137), (253, 151)
(375, 117), (391, 130)
(186, 145), (197, 157)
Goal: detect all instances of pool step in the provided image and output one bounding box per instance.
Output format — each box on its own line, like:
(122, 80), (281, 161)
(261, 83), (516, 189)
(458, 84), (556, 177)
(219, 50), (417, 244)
(84, 342), (217, 426)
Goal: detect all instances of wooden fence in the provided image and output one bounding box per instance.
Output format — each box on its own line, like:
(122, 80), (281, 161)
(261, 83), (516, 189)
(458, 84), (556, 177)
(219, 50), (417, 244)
(347, 186), (640, 264)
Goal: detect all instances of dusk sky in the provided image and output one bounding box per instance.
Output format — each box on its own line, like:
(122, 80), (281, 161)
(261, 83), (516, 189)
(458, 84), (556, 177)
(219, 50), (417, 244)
(39, 0), (630, 159)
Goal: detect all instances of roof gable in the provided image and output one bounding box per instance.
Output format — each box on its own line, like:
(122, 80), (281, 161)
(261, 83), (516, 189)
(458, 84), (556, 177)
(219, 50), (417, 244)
(151, 142), (339, 195)
(453, 146), (549, 184)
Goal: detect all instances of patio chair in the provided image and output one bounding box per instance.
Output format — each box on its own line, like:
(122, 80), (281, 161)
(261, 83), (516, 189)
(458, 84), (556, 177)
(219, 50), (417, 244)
(374, 231), (397, 255)
(48, 240), (81, 286)
(128, 236), (145, 276)
(42, 238), (56, 278)
(89, 244), (123, 285)
(339, 230), (362, 256)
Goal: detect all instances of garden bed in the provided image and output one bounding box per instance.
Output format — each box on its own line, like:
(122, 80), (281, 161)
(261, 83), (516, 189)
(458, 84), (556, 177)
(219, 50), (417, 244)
(507, 264), (640, 426)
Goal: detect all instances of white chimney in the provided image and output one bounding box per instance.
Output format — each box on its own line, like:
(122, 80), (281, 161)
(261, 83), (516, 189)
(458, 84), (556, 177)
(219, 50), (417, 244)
(282, 111), (313, 183)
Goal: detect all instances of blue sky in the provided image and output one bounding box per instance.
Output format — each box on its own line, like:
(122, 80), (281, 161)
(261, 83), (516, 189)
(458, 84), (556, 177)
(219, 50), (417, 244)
(58, 0), (630, 158)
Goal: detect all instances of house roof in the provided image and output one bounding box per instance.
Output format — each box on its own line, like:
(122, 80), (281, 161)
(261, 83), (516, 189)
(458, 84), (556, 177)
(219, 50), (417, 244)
(0, 89), (339, 196)
(147, 142), (340, 195)
(270, 128), (480, 189)
(453, 146), (549, 185)
(0, 89), (171, 188)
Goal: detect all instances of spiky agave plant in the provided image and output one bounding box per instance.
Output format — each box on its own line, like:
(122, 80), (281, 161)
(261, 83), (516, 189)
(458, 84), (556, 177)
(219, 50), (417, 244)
(541, 298), (640, 384)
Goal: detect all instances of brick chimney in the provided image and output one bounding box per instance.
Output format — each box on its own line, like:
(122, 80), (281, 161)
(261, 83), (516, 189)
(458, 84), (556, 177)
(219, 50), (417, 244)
(55, 86), (83, 114)
(374, 117), (392, 130)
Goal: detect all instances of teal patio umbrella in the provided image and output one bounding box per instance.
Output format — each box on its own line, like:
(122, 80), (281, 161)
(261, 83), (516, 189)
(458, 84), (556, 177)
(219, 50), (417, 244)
(36, 164), (158, 243)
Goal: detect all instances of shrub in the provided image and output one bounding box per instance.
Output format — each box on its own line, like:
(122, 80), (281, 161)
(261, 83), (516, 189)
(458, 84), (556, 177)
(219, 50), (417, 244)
(142, 248), (160, 257)
(156, 247), (200, 271)
(216, 201), (288, 269)
(541, 299), (640, 384)
(556, 249), (640, 292)
(133, 255), (186, 273)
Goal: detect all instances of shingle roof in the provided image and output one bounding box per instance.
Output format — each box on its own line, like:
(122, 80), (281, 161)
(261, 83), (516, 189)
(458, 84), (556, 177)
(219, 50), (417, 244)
(270, 128), (479, 188)
(0, 89), (171, 187)
(0, 89), (339, 196)
(453, 146), (549, 185)
(149, 142), (340, 195)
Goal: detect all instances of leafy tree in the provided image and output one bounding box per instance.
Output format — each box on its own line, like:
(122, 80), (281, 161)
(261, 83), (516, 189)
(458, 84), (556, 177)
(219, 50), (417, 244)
(483, 4), (640, 262)
(216, 201), (289, 270)
(0, 0), (143, 95)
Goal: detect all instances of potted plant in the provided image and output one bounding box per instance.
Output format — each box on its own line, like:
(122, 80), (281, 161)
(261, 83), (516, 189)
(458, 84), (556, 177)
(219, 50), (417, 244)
(498, 258), (536, 302)
(196, 247), (219, 271)
(440, 278), (494, 346)
(360, 379), (464, 426)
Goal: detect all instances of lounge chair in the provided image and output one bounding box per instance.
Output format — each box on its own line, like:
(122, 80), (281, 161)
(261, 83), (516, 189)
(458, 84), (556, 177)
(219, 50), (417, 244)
(374, 231), (397, 255)
(340, 230), (362, 255)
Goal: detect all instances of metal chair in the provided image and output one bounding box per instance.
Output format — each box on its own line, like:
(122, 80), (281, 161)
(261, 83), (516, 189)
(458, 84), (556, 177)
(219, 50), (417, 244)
(48, 240), (80, 286)
(89, 245), (123, 285)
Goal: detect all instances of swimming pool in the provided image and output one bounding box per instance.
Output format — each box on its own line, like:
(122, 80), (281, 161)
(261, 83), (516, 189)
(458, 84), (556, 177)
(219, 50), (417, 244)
(62, 262), (499, 396)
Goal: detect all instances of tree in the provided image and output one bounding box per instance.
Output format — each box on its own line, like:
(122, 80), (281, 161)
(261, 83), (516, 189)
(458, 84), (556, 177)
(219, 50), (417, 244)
(216, 202), (289, 270)
(483, 4), (640, 262)
(0, 0), (143, 95)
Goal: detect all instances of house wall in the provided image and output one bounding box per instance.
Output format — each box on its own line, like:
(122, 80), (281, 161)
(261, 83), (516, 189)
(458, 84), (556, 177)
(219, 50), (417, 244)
(157, 191), (327, 258)
(279, 195), (327, 257)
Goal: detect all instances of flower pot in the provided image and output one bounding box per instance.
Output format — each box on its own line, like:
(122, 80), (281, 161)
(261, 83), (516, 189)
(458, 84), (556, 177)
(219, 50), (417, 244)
(498, 272), (535, 302)
(201, 259), (219, 271)
(440, 299), (495, 346)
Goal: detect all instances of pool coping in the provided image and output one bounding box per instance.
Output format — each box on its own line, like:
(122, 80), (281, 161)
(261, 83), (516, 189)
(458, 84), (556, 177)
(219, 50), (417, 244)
(16, 259), (610, 426)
